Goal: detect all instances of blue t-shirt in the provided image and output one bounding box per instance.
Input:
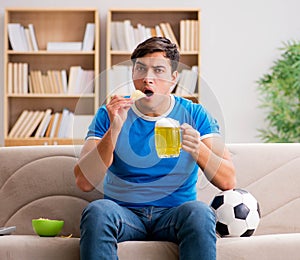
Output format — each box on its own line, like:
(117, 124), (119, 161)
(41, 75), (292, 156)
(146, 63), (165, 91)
(86, 95), (220, 208)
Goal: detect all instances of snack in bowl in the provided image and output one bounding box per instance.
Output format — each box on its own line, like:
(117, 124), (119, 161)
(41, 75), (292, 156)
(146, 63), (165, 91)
(32, 218), (64, 237)
(130, 90), (146, 101)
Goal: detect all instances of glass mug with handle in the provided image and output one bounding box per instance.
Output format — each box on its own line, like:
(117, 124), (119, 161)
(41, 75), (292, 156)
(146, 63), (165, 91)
(154, 118), (181, 158)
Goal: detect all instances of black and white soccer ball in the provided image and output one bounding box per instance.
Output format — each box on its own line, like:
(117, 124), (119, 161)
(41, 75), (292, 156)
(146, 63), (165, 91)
(210, 189), (261, 237)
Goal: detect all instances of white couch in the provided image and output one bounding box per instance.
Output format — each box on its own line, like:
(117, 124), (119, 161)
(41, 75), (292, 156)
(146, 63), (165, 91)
(0, 143), (299, 259)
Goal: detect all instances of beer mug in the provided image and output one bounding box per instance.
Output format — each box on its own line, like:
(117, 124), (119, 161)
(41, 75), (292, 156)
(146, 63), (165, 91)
(154, 118), (181, 158)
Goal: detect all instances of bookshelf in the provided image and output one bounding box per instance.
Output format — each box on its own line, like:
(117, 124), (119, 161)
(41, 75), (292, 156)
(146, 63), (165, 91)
(106, 8), (200, 102)
(4, 8), (99, 146)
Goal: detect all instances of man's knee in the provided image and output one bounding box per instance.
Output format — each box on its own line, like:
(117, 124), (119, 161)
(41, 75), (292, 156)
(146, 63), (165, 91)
(179, 201), (216, 227)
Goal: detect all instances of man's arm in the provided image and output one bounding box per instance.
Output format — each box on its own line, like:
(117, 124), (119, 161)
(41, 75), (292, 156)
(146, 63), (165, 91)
(74, 125), (120, 192)
(197, 137), (236, 190)
(74, 96), (132, 192)
(181, 123), (236, 190)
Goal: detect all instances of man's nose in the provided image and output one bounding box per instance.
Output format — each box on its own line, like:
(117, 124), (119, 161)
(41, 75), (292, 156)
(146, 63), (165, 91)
(143, 70), (155, 84)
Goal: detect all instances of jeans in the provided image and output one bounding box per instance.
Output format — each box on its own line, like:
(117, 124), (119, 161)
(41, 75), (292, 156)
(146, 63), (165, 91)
(80, 199), (216, 260)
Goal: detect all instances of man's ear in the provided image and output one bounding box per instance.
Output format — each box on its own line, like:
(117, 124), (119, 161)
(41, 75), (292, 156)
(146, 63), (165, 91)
(170, 71), (179, 92)
(172, 70), (178, 83)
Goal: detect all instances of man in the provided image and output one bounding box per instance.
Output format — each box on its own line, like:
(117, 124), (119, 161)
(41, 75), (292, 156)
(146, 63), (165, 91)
(74, 37), (236, 259)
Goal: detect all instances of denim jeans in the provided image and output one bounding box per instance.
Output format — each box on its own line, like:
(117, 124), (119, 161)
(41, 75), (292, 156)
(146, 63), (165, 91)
(80, 199), (216, 260)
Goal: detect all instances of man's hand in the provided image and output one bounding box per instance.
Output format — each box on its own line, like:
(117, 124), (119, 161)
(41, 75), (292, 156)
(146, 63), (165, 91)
(106, 95), (133, 131)
(180, 123), (201, 161)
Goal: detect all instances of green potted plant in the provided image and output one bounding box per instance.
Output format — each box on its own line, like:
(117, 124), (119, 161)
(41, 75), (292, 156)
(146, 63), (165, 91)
(257, 41), (300, 142)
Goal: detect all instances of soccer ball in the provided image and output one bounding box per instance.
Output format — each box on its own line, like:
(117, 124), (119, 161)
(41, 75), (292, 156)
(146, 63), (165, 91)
(210, 189), (261, 237)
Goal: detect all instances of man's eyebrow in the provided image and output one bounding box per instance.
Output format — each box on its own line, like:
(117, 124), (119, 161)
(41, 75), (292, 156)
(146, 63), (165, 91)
(153, 65), (166, 69)
(135, 61), (146, 66)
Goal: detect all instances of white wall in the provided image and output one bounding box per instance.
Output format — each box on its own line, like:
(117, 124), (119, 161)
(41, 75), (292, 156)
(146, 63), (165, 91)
(1, 0), (300, 144)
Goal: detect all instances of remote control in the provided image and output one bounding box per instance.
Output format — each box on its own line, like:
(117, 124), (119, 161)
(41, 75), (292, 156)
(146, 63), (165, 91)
(0, 226), (16, 235)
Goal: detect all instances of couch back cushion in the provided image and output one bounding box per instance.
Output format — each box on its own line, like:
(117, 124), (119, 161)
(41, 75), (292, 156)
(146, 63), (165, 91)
(1, 143), (299, 237)
(197, 143), (300, 235)
(0, 145), (102, 237)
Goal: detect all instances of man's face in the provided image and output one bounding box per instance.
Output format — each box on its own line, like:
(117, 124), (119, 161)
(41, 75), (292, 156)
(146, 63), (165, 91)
(132, 52), (178, 115)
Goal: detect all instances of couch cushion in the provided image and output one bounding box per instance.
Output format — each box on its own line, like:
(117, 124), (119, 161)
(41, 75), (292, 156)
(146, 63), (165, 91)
(197, 143), (300, 235)
(217, 233), (300, 260)
(0, 235), (80, 260)
(2, 233), (300, 260)
(0, 145), (103, 237)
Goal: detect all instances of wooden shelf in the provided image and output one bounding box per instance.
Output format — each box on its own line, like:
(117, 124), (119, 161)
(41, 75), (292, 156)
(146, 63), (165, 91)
(5, 138), (85, 147)
(4, 8), (99, 146)
(106, 8), (201, 102)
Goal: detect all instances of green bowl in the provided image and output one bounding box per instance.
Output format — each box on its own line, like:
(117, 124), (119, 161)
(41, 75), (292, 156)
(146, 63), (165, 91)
(32, 219), (64, 237)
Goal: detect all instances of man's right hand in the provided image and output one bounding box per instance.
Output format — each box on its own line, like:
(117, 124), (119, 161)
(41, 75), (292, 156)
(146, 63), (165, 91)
(106, 95), (133, 131)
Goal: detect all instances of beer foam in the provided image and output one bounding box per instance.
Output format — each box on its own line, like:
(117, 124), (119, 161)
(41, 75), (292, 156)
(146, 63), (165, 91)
(156, 118), (180, 127)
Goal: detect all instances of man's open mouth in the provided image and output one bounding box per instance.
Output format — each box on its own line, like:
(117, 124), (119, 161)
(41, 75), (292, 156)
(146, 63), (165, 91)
(144, 89), (154, 97)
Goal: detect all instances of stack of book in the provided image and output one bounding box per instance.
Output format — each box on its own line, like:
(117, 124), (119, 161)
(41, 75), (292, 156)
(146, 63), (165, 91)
(8, 22), (95, 52)
(7, 64), (94, 95)
(107, 65), (135, 96)
(7, 23), (39, 51)
(175, 66), (198, 96)
(110, 20), (179, 52)
(179, 20), (199, 51)
(7, 108), (92, 139)
(7, 62), (28, 94)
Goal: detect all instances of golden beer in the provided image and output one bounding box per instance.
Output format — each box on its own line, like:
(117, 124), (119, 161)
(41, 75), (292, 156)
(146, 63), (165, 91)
(155, 118), (181, 158)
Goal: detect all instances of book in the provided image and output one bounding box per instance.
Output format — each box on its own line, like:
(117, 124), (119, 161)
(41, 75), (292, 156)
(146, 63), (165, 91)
(49, 112), (61, 138)
(45, 114), (55, 137)
(110, 22), (119, 51)
(123, 20), (136, 52)
(7, 63), (13, 94)
(108, 65), (135, 96)
(57, 108), (70, 138)
(67, 66), (82, 94)
(24, 28), (34, 51)
(165, 22), (180, 49)
(72, 115), (93, 139)
(24, 110), (45, 138)
(47, 42), (82, 51)
(18, 111), (40, 138)
(28, 24), (39, 51)
(34, 109), (52, 137)
(175, 66), (198, 96)
(7, 23), (26, 51)
(8, 110), (29, 137)
(22, 63), (28, 94)
(82, 23), (95, 51)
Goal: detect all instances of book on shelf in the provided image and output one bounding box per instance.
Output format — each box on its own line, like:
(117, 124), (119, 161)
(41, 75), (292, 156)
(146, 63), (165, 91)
(72, 115), (93, 139)
(7, 23), (27, 51)
(175, 66), (198, 96)
(28, 24), (39, 51)
(180, 20), (199, 51)
(8, 23), (39, 51)
(47, 42), (82, 51)
(110, 20), (180, 52)
(159, 22), (180, 49)
(7, 62), (28, 94)
(34, 109), (52, 138)
(18, 110), (41, 138)
(24, 28), (34, 51)
(82, 23), (95, 51)
(23, 111), (45, 138)
(26, 68), (92, 95)
(12, 110), (34, 138)
(8, 110), (29, 137)
(107, 65), (135, 96)
(8, 108), (91, 139)
(68, 66), (95, 94)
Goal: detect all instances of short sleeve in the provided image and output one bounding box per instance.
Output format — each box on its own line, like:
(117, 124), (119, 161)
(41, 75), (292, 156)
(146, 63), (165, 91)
(85, 106), (110, 140)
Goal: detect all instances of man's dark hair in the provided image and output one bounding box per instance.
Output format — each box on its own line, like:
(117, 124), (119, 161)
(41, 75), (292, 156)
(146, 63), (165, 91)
(131, 37), (180, 72)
